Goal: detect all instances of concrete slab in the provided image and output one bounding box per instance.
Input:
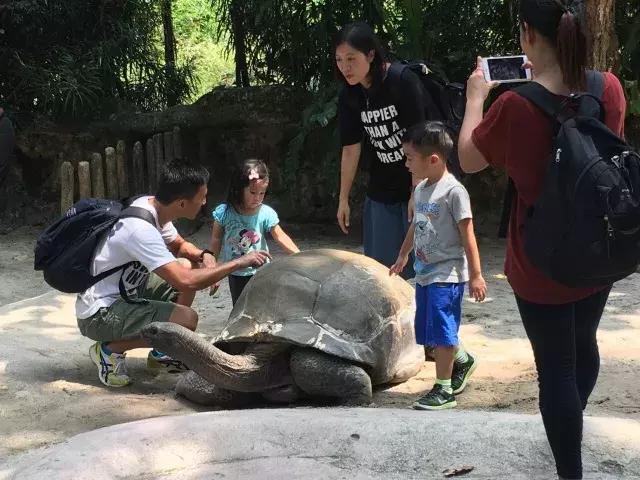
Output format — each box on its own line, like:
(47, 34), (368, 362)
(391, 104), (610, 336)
(1, 408), (638, 480)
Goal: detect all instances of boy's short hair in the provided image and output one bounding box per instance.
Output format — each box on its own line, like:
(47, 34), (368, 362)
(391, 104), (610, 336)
(155, 158), (210, 205)
(402, 121), (454, 161)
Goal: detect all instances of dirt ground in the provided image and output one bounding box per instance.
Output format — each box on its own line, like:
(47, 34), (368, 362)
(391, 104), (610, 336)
(0, 222), (638, 460)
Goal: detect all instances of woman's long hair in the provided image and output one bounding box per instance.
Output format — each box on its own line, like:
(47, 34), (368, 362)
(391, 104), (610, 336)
(519, 0), (588, 91)
(334, 21), (387, 90)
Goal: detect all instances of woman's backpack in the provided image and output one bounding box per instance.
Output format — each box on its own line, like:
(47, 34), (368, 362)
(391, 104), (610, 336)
(512, 72), (640, 287)
(386, 61), (466, 179)
(34, 198), (155, 295)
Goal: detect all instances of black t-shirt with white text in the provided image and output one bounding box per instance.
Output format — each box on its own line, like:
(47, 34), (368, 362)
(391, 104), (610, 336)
(338, 66), (428, 204)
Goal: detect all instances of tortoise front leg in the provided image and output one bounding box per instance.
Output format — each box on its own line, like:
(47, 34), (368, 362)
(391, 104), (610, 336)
(261, 384), (303, 404)
(176, 371), (256, 408)
(289, 348), (372, 404)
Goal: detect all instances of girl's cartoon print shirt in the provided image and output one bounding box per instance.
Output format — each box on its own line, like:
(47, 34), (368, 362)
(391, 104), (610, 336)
(213, 203), (279, 276)
(413, 173), (472, 286)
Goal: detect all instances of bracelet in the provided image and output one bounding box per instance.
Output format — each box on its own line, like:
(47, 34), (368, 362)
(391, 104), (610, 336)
(199, 249), (215, 261)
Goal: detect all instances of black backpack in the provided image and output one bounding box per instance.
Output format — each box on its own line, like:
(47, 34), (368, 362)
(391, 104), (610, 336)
(387, 61), (466, 179)
(34, 197), (156, 297)
(508, 71), (640, 287)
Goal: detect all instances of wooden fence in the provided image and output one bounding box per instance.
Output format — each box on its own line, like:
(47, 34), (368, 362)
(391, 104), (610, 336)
(59, 126), (182, 214)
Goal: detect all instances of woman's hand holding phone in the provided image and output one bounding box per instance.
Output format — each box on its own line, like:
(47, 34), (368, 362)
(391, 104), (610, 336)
(467, 57), (499, 105)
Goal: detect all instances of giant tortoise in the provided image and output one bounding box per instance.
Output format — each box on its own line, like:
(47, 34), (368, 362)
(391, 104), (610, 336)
(142, 249), (423, 406)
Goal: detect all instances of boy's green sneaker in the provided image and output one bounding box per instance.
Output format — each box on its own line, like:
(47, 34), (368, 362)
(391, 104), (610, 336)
(451, 352), (477, 395)
(89, 342), (131, 387)
(147, 350), (189, 373)
(413, 384), (457, 410)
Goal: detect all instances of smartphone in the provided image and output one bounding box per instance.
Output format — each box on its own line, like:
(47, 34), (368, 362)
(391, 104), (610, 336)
(481, 55), (532, 83)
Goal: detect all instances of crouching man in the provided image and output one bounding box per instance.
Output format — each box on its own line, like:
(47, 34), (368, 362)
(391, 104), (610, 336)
(76, 159), (270, 387)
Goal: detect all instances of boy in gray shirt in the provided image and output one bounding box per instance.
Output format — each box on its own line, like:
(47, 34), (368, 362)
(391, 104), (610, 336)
(390, 121), (487, 410)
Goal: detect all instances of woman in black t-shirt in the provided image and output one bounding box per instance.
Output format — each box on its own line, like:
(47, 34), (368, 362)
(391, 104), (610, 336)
(335, 22), (427, 278)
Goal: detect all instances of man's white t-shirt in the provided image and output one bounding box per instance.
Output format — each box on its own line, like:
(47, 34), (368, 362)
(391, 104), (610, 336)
(75, 196), (179, 319)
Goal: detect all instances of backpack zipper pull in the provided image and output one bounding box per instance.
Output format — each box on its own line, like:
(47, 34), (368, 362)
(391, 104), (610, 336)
(604, 214), (614, 258)
(555, 148), (562, 163)
(611, 155), (621, 169)
(605, 215), (615, 238)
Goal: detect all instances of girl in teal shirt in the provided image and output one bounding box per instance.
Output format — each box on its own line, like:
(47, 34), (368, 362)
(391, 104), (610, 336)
(209, 159), (300, 304)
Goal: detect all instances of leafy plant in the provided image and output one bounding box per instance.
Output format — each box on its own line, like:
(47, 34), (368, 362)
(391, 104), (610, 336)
(173, 0), (235, 100)
(24, 49), (104, 118)
(283, 86), (339, 187)
(0, 0), (195, 118)
(617, 0), (640, 118)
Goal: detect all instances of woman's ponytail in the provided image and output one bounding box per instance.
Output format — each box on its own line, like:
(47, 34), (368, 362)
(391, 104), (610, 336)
(519, 0), (588, 91)
(556, 10), (587, 91)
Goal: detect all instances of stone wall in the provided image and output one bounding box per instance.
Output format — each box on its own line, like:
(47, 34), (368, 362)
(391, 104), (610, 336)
(4, 86), (640, 234)
(7, 85), (367, 232)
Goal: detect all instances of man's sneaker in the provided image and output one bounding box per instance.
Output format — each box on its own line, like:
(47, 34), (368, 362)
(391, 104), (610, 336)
(89, 342), (131, 387)
(413, 384), (457, 410)
(147, 350), (189, 373)
(451, 352), (477, 395)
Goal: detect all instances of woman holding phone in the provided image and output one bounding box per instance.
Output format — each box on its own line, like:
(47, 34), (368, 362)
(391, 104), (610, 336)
(457, 1), (626, 478)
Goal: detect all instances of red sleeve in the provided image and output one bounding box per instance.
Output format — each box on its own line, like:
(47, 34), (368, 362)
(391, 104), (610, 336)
(471, 94), (509, 169)
(472, 91), (537, 171)
(601, 72), (626, 138)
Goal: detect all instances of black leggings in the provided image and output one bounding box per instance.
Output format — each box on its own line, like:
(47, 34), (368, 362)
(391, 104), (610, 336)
(515, 287), (611, 480)
(228, 274), (253, 305)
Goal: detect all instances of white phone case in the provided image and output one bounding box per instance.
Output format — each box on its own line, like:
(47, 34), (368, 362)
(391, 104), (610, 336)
(481, 55), (532, 84)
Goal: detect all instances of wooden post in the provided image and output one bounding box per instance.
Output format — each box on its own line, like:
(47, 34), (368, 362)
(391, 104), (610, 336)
(132, 141), (145, 194)
(116, 140), (129, 198)
(146, 138), (156, 192)
(105, 147), (118, 199)
(173, 126), (182, 159)
(60, 161), (74, 214)
(90, 153), (105, 198)
(164, 130), (174, 163)
(153, 133), (164, 185)
(77, 161), (91, 199)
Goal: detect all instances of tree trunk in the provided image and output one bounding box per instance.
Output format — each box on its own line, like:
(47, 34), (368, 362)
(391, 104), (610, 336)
(584, 0), (619, 71)
(230, 0), (250, 87)
(162, 0), (178, 105)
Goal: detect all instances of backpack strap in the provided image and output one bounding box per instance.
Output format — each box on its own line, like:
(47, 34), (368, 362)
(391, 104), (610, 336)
(497, 70), (606, 238)
(585, 70), (605, 99)
(385, 61), (407, 86)
(513, 82), (563, 121)
(116, 206), (157, 303)
(514, 70), (605, 121)
(498, 178), (517, 239)
(498, 83), (559, 238)
(119, 205), (156, 226)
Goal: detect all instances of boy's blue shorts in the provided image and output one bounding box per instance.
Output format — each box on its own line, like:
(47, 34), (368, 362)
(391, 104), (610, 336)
(415, 282), (465, 347)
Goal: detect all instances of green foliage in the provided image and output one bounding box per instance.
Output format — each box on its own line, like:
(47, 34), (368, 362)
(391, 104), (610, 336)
(617, 0), (640, 118)
(23, 49), (103, 118)
(284, 86), (340, 185)
(249, 0), (519, 199)
(173, 0), (235, 100)
(210, 0), (518, 90)
(0, 0), (195, 119)
(211, 0), (387, 88)
(388, 0), (519, 81)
